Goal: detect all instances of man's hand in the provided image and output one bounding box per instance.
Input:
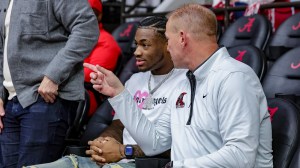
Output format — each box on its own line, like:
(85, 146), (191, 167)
(38, 76), (58, 103)
(83, 63), (124, 97)
(0, 99), (5, 133)
(86, 137), (124, 164)
(85, 136), (106, 157)
(86, 137), (107, 165)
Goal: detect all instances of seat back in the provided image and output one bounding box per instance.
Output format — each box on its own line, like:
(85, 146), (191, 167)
(112, 22), (138, 64)
(262, 47), (300, 99)
(80, 100), (114, 145)
(66, 90), (90, 139)
(266, 13), (300, 63)
(289, 144), (300, 168)
(227, 45), (267, 80)
(268, 98), (300, 168)
(118, 56), (139, 84)
(217, 21), (223, 42)
(113, 53), (124, 76)
(219, 14), (272, 50)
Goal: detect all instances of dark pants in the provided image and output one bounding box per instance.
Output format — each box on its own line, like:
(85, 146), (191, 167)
(0, 96), (78, 168)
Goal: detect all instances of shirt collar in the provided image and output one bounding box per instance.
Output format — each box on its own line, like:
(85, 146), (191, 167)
(193, 46), (229, 80)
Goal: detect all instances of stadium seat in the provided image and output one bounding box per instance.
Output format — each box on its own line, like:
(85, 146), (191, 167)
(219, 14), (272, 50)
(266, 12), (300, 67)
(227, 45), (267, 80)
(217, 21), (223, 42)
(268, 98), (300, 168)
(80, 100), (114, 145)
(64, 89), (90, 141)
(112, 22), (138, 64)
(118, 56), (139, 84)
(113, 53), (125, 76)
(262, 47), (300, 101)
(289, 144), (300, 168)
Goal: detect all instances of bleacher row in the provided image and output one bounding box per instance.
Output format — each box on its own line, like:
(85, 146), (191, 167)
(65, 12), (300, 168)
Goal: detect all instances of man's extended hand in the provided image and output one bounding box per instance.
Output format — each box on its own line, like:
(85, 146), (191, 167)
(86, 137), (124, 164)
(0, 99), (5, 133)
(38, 76), (58, 103)
(83, 63), (124, 97)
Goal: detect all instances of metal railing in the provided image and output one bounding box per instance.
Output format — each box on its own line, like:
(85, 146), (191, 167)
(115, 0), (300, 27)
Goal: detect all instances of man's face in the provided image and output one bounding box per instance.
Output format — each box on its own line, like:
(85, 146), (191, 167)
(134, 28), (166, 72)
(165, 20), (181, 68)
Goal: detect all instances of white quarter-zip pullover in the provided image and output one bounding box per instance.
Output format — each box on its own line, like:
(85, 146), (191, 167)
(109, 47), (273, 167)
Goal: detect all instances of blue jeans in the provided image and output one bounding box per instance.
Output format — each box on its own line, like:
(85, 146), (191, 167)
(25, 155), (136, 168)
(0, 96), (78, 168)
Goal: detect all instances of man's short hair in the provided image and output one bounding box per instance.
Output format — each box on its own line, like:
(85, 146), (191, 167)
(138, 16), (168, 39)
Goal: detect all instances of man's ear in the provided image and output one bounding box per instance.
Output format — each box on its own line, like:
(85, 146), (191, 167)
(179, 31), (187, 48)
(163, 41), (168, 52)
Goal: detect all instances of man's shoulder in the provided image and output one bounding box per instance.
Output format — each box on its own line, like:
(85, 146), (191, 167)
(211, 55), (257, 80)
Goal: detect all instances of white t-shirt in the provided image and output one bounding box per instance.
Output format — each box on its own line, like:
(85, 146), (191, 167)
(114, 68), (187, 145)
(3, 0), (16, 100)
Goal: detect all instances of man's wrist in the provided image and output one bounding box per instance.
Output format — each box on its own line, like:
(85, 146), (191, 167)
(124, 144), (135, 159)
(119, 144), (126, 159)
(113, 86), (125, 98)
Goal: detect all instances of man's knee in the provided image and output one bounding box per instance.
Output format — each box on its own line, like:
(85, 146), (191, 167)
(22, 155), (79, 168)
